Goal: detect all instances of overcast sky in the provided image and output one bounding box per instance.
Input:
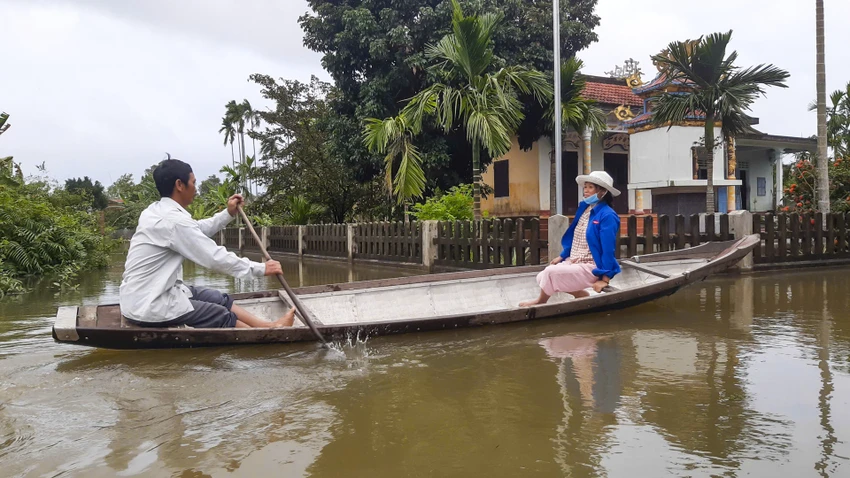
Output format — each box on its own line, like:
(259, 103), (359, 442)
(1, 0), (848, 187)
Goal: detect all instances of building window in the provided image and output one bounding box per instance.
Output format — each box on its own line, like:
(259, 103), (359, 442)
(757, 177), (766, 196)
(494, 160), (509, 198)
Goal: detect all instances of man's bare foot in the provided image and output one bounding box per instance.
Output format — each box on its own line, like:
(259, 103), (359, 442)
(272, 308), (296, 328)
(570, 290), (590, 298)
(519, 299), (547, 307)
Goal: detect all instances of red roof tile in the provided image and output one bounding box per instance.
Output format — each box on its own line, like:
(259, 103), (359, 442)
(582, 82), (643, 107)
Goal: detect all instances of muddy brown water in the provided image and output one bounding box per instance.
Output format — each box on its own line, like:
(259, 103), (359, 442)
(1, 252), (849, 477)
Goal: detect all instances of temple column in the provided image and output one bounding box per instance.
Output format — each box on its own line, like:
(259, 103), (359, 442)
(726, 136), (737, 211)
(635, 190), (645, 215)
(582, 129), (592, 174)
(772, 149), (784, 209)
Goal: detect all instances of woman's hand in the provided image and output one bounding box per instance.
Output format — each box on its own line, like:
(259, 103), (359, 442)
(550, 256), (564, 265)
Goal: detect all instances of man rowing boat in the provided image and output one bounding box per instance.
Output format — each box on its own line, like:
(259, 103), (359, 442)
(119, 158), (295, 328)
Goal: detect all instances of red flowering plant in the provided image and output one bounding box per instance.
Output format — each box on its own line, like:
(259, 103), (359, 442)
(782, 156), (850, 213)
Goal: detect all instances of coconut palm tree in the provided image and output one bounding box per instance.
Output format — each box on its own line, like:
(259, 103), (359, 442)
(651, 30), (789, 213)
(815, 0), (829, 212)
(363, 0), (551, 219)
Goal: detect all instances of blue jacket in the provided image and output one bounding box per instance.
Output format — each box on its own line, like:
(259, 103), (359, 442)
(559, 202), (621, 279)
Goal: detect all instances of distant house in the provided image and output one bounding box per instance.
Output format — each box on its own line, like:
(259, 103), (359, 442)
(482, 69), (815, 219)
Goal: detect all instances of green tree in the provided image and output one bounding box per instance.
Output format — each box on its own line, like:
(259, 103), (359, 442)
(65, 176), (109, 210)
(300, 0), (599, 197)
(364, 0), (551, 219)
(220, 99), (256, 194)
(106, 173), (135, 199)
(0, 112), (10, 137)
(782, 156), (850, 213)
(410, 184), (473, 221)
(809, 82), (850, 160)
(249, 74), (365, 223)
(281, 195), (326, 225)
(198, 175), (222, 198)
(515, 58), (606, 215)
(651, 31), (789, 213)
(0, 156), (23, 187)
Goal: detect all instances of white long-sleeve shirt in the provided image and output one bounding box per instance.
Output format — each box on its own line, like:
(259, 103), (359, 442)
(119, 197), (266, 322)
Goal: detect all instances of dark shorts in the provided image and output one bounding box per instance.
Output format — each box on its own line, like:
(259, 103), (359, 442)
(128, 286), (239, 328)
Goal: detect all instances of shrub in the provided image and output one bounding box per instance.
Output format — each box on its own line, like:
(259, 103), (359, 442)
(410, 184), (474, 221)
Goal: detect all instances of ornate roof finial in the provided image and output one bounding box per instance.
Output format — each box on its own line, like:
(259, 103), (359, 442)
(605, 58), (642, 80)
(614, 105), (636, 121)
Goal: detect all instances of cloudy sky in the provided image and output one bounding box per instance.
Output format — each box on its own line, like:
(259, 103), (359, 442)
(1, 0), (848, 188)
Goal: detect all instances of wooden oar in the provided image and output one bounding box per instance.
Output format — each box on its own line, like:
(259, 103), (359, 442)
(237, 206), (328, 347)
(620, 259), (672, 279)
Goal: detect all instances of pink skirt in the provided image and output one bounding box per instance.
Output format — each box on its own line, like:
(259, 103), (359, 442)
(536, 261), (598, 296)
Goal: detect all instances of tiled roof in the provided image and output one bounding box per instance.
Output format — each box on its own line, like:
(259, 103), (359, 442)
(582, 81), (643, 107)
(633, 73), (694, 95)
(623, 110), (707, 127)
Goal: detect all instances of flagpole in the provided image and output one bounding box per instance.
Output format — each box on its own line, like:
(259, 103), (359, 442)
(553, 0), (563, 215)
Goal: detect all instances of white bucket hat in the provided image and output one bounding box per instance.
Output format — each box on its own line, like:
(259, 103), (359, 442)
(576, 171), (621, 197)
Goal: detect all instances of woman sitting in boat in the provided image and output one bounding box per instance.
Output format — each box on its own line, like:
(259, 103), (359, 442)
(119, 157), (295, 328)
(520, 171), (621, 307)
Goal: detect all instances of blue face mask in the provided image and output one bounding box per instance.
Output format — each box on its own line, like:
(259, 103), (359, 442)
(583, 194), (601, 206)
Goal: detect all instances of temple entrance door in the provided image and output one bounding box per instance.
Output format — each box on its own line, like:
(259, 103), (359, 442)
(604, 153), (629, 214)
(561, 151), (580, 215)
(739, 170), (750, 211)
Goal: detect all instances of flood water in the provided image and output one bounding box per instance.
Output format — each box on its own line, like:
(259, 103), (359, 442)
(1, 253), (849, 477)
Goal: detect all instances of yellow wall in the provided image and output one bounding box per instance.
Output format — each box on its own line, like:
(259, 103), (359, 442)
(481, 137), (541, 216)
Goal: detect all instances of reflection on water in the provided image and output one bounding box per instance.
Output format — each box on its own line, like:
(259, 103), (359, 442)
(1, 255), (850, 476)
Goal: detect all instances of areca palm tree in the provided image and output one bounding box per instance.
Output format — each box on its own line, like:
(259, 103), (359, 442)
(221, 99), (255, 194)
(218, 118), (236, 168)
(0, 112), (10, 137)
(815, 0), (829, 212)
(545, 58), (606, 215)
(651, 30), (789, 213)
(808, 83), (850, 160)
(363, 0), (551, 219)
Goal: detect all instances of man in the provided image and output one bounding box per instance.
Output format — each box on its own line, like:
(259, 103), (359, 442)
(119, 158), (295, 328)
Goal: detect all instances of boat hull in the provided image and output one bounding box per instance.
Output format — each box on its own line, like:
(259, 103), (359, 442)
(52, 235), (759, 349)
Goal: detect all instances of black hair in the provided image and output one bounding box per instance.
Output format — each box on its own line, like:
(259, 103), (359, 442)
(153, 154), (193, 198)
(588, 182), (615, 207)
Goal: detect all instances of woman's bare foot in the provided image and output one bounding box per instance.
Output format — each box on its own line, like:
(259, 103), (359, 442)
(272, 309), (296, 328)
(519, 290), (551, 307)
(519, 299), (545, 307)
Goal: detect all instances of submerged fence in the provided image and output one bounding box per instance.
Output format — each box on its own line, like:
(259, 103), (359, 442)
(216, 211), (850, 271)
(218, 218), (547, 270)
(616, 214), (732, 258)
(752, 212), (850, 264)
(433, 218), (546, 269)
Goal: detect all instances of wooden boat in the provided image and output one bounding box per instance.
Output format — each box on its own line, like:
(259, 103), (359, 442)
(53, 235), (760, 349)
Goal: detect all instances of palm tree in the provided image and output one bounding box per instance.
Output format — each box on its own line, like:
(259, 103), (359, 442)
(651, 31), (789, 213)
(221, 100), (255, 194)
(363, 0), (551, 219)
(546, 58), (607, 216)
(808, 83), (850, 161)
(218, 118), (236, 168)
(815, 0), (829, 212)
(0, 112), (10, 137)
(282, 195), (326, 225)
